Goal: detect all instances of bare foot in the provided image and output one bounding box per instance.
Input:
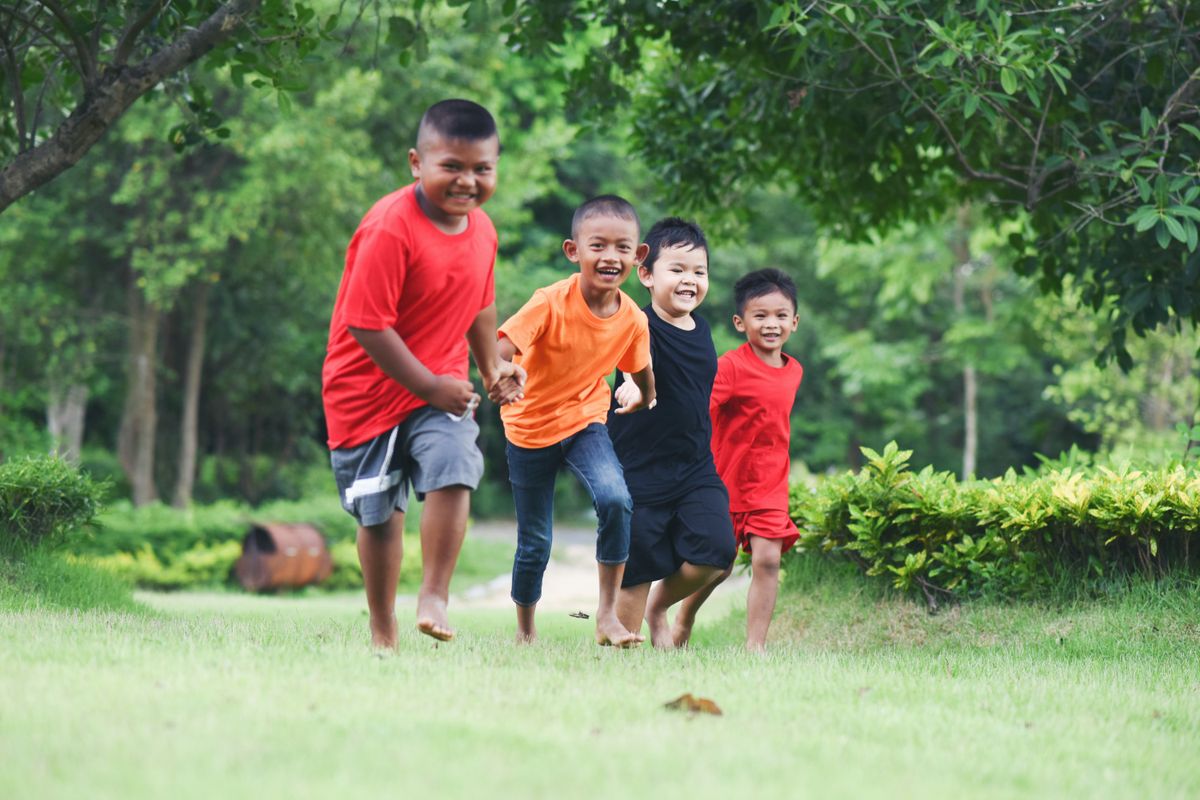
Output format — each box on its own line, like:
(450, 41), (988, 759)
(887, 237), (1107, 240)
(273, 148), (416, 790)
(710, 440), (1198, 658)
(746, 640), (767, 654)
(515, 630), (537, 645)
(370, 612), (398, 650)
(595, 614), (644, 648)
(645, 607), (674, 649)
(671, 614), (695, 649)
(416, 593), (455, 642)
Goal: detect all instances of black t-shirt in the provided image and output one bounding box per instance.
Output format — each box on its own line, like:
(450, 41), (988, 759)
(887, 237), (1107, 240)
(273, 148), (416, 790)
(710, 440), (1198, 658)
(607, 306), (723, 504)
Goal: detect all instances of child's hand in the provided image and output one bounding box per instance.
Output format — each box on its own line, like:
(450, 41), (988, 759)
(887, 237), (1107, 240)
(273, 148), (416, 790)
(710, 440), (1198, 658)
(612, 374), (656, 414)
(486, 361), (527, 405)
(426, 375), (480, 415)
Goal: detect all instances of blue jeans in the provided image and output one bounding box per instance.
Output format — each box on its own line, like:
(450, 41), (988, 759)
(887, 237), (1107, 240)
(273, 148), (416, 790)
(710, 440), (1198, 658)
(505, 423), (632, 606)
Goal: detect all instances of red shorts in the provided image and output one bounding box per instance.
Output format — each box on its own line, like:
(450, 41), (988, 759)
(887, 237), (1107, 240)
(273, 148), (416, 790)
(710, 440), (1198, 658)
(731, 509), (799, 554)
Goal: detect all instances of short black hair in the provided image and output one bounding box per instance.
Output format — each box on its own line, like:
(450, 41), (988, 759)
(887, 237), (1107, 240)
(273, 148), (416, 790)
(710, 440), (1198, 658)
(417, 99), (498, 147)
(643, 217), (708, 272)
(733, 268), (798, 317)
(571, 195), (640, 240)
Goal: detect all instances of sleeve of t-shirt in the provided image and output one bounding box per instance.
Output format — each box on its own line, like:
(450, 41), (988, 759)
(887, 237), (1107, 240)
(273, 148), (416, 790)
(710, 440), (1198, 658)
(339, 222), (407, 330)
(477, 216), (498, 311)
(481, 239), (497, 311)
(616, 310), (651, 373)
(498, 289), (550, 355)
(710, 355), (735, 415)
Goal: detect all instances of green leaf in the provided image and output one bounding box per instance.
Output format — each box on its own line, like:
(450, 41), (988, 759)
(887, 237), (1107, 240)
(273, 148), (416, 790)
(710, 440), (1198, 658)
(1000, 67), (1017, 95)
(1134, 176), (1152, 202)
(1179, 123), (1200, 141)
(963, 93), (979, 119)
(1155, 222), (1171, 249)
(1128, 207), (1159, 232)
(1141, 107), (1156, 136)
(1163, 213), (1187, 243)
(1186, 220), (1198, 253)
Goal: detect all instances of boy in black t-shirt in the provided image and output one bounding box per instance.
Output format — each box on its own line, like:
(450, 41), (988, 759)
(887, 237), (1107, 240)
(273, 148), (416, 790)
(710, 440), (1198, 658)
(607, 218), (737, 648)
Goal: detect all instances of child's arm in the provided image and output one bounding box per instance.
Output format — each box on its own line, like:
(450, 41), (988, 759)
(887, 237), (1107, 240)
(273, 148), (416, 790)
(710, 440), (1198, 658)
(612, 364), (655, 415)
(467, 303), (526, 405)
(349, 326), (478, 414)
(613, 371), (656, 411)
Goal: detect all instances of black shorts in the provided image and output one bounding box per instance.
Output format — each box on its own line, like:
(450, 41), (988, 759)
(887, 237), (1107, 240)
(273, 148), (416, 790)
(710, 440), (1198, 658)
(621, 482), (738, 587)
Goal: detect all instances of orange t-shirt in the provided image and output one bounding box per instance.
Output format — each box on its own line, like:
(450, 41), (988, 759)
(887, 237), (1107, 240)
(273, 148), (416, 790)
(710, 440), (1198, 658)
(499, 273), (650, 448)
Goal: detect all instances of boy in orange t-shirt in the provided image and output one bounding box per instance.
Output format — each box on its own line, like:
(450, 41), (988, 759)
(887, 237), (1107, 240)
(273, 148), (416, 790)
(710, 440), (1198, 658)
(497, 195), (656, 646)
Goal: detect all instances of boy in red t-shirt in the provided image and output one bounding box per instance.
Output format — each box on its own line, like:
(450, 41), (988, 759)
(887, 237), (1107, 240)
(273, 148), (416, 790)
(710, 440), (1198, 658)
(679, 268), (803, 651)
(497, 195), (656, 647)
(322, 99), (523, 650)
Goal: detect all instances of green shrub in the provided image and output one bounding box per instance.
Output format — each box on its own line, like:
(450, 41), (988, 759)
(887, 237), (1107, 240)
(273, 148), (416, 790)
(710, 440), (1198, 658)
(0, 455), (105, 550)
(793, 442), (1200, 605)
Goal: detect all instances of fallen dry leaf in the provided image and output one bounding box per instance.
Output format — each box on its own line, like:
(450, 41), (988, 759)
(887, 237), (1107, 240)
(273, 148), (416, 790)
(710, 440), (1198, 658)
(663, 693), (722, 716)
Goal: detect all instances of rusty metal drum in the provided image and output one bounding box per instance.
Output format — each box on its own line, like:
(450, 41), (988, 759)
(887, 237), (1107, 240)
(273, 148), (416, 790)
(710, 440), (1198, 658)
(234, 522), (333, 591)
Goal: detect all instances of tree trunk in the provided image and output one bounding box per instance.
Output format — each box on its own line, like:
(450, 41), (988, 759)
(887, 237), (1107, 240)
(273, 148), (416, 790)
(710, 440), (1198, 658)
(47, 382), (89, 464)
(951, 206), (977, 480)
(118, 285), (161, 506)
(172, 281), (210, 508)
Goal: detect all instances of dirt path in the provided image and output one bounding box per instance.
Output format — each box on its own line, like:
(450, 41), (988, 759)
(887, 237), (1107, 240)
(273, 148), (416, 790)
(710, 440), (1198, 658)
(458, 519), (749, 614)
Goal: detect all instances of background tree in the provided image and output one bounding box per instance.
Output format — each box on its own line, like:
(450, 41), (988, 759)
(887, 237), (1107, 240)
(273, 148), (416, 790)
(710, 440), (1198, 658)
(508, 0), (1200, 364)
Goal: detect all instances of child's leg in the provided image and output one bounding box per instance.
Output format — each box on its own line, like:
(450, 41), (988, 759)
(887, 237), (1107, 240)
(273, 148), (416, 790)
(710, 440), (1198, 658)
(670, 564), (733, 647)
(645, 562), (727, 648)
(415, 486), (469, 641)
(746, 535), (785, 652)
(506, 441), (560, 643)
(563, 424), (642, 647)
(616, 582), (651, 635)
(597, 562), (639, 646)
(357, 511), (405, 650)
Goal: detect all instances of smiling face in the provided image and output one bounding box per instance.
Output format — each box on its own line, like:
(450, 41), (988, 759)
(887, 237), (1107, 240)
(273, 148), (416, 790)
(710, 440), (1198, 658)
(639, 243), (709, 327)
(408, 131), (499, 231)
(733, 289), (798, 362)
(564, 214), (647, 297)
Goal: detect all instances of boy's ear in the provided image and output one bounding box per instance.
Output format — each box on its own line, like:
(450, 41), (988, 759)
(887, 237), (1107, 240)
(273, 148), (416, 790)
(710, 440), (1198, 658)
(636, 262), (654, 287)
(562, 239), (580, 263)
(732, 314), (746, 332)
(407, 148), (421, 178)
(635, 242), (650, 263)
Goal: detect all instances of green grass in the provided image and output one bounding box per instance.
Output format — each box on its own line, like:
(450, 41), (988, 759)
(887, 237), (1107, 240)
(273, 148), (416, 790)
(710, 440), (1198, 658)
(1, 554), (1198, 799)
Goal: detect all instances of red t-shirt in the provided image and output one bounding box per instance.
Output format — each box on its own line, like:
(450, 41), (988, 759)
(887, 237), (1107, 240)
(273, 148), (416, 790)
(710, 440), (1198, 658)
(710, 342), (804, 512)
(322, 184), (497, 449)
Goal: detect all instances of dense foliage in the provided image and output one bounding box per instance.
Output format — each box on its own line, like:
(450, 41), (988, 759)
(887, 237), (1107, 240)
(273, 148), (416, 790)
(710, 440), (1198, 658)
(509, 0), (1200, 364)
(794, 442), (1200, 605)
(0, 454), (104, 548)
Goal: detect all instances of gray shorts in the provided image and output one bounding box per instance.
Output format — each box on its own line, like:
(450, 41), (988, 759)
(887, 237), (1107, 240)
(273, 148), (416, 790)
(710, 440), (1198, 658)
(330, 406), (484, 527)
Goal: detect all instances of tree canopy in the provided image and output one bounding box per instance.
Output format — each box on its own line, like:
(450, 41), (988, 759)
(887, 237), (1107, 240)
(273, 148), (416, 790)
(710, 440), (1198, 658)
(508, 0), (1200, 364)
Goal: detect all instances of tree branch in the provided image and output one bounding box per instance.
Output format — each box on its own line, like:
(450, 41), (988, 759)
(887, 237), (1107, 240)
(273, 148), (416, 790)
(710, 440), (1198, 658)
(0, 0), (263, 213)
(113, 0), (167, 66)
(0, 22), (28, 148)
(32, 0), (97, 86)
(0, 5), (82, 78)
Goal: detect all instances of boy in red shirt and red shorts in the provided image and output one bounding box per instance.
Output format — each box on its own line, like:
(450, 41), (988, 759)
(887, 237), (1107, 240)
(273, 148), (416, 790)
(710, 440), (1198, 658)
(679, 268), (803, 651)
(322, 99), (523, 650)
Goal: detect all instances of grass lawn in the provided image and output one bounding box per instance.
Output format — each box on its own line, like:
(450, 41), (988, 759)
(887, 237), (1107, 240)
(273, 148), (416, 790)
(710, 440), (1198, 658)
(2, 553), (1199, 799)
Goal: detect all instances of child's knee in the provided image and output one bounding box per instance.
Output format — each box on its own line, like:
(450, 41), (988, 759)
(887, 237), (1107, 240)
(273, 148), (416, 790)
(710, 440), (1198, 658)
(752, 549), (782, 575)
(593, 484), (633, 520)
